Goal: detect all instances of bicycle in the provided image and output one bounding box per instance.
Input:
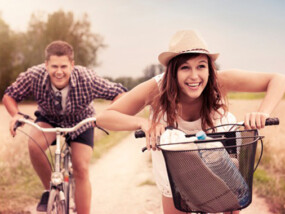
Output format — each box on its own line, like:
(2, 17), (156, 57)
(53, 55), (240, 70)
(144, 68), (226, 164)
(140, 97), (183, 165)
(134, 117), (279, 214)
(14, 115), (108, 214)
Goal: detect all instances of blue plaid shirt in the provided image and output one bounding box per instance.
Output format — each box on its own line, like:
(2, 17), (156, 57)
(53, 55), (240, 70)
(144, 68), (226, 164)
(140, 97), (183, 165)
(5, 64), (127, 139)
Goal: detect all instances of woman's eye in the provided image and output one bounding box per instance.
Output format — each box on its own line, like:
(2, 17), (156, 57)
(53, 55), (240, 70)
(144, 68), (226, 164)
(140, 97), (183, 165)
(180, 66), (189, 70)
(198, 65), (206, 69)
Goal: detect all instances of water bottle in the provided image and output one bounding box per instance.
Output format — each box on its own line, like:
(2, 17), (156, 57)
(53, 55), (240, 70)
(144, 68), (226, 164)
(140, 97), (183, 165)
(195, 131), (250, 207)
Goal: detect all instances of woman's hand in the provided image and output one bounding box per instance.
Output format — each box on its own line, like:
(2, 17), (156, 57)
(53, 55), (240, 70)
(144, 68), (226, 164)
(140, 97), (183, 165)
(139, 118), (165, 151)
(244, 112), (270, 130)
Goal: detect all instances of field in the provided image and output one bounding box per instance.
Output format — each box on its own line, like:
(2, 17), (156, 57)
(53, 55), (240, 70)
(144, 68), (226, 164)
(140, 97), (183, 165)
(0, 99), (284, 213)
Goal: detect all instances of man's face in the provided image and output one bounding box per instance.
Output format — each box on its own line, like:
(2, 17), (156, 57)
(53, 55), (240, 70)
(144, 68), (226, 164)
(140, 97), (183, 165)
(45, 55), (74, 90)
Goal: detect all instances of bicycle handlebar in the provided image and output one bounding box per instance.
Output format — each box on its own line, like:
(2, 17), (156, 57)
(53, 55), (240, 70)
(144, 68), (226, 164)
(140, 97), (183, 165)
(15, 117), (97, 133)
(134, 117), (280, 138)
(264, 117), (279, 126)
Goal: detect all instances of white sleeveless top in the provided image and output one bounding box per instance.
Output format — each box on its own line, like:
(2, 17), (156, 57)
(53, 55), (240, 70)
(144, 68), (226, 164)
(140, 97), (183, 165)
(151, 74), (237, 197)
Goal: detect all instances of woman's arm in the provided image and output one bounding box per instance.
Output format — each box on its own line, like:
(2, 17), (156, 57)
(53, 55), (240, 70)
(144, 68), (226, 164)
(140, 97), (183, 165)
(96, 78), (158, 131)
(218, 69), (285, 128)
(97, 78), (165, 150)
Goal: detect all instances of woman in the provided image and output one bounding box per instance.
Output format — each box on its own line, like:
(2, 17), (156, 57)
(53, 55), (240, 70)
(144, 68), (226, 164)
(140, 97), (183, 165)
(97, 30), (285, 214)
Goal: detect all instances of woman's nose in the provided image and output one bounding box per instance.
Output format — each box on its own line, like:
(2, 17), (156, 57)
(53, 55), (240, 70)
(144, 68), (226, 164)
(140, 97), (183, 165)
(189, 70), (199, 79)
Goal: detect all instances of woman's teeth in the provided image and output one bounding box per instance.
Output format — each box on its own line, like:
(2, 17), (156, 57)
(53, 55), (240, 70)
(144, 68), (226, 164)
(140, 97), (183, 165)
(186, 83), (200, 87)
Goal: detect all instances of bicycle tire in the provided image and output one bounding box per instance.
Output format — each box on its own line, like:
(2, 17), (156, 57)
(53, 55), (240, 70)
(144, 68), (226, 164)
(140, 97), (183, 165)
(69, 175), (76, 212)
(47, 189), (67, 214)
(63, 148), (75, 213)
(64, 181), (70, 214)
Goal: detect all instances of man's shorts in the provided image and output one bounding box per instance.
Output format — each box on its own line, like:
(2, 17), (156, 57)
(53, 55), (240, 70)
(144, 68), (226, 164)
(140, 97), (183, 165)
(34, 111), (94, 148)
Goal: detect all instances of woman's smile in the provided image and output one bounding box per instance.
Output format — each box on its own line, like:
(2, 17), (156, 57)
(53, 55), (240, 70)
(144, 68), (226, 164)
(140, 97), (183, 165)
(185, 82), (202, 90)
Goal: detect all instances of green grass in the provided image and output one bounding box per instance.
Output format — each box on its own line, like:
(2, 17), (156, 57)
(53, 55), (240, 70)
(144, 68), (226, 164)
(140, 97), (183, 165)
(254, 168), (273, 186)
(138, 179), (156, 186)
(228, 92), (285, 100)
(228, 92), (266, 99)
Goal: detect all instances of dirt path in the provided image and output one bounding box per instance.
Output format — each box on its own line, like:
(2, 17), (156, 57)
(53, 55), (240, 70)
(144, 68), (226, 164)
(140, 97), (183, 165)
(90, 134), (162, 214)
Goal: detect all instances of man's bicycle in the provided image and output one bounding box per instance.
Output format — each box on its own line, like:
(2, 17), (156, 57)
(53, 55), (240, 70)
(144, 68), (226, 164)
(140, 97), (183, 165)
(14, 115), (107, 214)
(135, 118), (279, 214)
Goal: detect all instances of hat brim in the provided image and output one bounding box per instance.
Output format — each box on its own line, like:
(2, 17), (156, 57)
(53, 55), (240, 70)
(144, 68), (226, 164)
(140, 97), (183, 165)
(158, 51), (219, 66)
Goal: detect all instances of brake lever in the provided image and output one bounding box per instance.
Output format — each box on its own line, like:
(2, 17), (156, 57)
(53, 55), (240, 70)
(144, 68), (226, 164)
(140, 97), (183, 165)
(92, 121), (109, 135)
(13, 113), (33, 132)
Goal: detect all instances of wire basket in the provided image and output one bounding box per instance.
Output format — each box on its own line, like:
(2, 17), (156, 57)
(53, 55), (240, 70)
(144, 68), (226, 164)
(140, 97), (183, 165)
(157, 129), (263, 213)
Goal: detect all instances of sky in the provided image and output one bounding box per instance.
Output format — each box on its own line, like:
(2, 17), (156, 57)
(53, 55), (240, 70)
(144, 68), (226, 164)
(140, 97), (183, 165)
(0, 0), (284, 78)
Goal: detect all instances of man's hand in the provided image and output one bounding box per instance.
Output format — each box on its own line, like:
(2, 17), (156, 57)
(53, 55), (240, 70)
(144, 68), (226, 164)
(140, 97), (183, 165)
(10, 113), (24, 137)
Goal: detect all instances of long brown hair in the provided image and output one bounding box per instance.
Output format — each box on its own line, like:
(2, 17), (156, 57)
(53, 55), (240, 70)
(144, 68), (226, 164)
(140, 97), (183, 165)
(151, 53), (227, 131)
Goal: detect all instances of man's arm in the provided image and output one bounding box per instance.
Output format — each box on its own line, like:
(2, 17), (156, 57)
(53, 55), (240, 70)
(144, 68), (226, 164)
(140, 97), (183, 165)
(2, 94), (19, 117)
(2, 67), (38, 136)
(2, 94), (24, 136)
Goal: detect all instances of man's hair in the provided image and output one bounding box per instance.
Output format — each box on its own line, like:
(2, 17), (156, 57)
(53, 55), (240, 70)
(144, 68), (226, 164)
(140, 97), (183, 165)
(45, 40), (74, 61)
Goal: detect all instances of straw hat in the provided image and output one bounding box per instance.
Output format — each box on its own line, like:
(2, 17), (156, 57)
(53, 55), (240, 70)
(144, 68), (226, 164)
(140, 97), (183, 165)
(158, 30), (219, 66)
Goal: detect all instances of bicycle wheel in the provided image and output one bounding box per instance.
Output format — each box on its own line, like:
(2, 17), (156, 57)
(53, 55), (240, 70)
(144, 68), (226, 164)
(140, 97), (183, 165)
(47, 189), (67, 214)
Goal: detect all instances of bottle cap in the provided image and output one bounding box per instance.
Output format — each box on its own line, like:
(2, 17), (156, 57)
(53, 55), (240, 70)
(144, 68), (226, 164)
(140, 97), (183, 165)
(196, 131), (207, 140)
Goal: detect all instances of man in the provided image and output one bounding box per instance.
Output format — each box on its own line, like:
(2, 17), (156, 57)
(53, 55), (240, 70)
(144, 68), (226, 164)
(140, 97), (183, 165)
(2, 41), (127, 213)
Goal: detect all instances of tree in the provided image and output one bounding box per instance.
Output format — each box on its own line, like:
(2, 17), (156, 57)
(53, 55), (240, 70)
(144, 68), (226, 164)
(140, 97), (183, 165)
(104, 63), (165, 90)
(142, 64), (165, 81)
(23, 10), (105, 68)
(0, 16), (18, 97)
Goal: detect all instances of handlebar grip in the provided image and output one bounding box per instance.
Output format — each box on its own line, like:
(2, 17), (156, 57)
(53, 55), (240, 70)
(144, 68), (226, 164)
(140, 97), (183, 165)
(13, 121), (23, 132)
(134, 130), (145, 138)
(265, 117), (279, 126)
(13, 113), (32, 132)
(142, 147), (148, 152)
